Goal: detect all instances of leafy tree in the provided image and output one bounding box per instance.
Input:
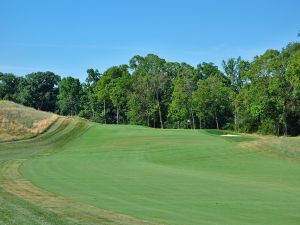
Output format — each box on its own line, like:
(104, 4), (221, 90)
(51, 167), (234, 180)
(19, 72), (60, 112)
(1, 42), (300, 135)
(127, 73), (159, 126)
(285, 50), (300, 135)
(196, 62), (225, 80)
(168, 76), (193, 128)
(0, 73), (20, 101)
(128, 54), (169, 128)
(168, 63), (197, 128)
(109, 67), (131, 124)
(222, 58), (251, 131)
(193, 75), (232, 129)
(95, 65), (130, 124)
(57, 77), (81, 116)
(80, 69), (102, 121)
(222, 57), (242, 91)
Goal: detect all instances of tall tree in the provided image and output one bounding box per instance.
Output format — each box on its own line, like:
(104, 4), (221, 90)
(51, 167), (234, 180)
(95, 65), (130, 124)
(0, 73), (20, 101)
(19, 72), (60, 112)
(109, 67), (131, 124)
(128, 54), (169, 128)
(80, 69), (102, 121)
(193, 75), (232, 129)
(168, 76), (193, 128)
(57, 77), (81, 116)
(168, 63), (197, 128)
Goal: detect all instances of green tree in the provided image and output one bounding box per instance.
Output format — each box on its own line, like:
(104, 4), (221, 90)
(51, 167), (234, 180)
(95, 65), (129, 124)
(127, 74), (157, 126)
(222, 57), (242, 91)
(109, 67), (131, 124)
(19, 72), (60, 112)
(168, 76), (193, 128)
(80, 69), (102, 121)
(57, 77), (81, 116)
(168, 63), (197, 129)
(128, 54), (169, 128)
(285, 50), (300, 135)
(0, 73), (20, 101)
(193, 75), (232, 129)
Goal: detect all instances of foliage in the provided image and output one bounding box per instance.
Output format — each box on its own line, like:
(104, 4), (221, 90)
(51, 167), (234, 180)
(57, 77), (81, 116)
(1, 41), (300, 135)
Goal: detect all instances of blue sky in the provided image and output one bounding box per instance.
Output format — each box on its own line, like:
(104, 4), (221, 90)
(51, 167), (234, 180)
(1, 0), (299, 80)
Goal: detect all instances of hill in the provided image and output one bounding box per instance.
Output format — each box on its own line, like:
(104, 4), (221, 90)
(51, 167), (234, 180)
(0, 102), (299, 224)
(0, 101), (58, 141)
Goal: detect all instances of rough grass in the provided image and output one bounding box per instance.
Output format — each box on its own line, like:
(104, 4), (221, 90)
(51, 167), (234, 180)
(240, 136), (300, 162)
(0, 101), (57, 142)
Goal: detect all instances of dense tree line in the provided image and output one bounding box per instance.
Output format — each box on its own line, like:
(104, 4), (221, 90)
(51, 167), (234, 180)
(1, 42), (300, 135)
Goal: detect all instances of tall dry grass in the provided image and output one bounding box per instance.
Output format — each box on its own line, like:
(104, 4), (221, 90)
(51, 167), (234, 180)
(0, 101), (58, 141)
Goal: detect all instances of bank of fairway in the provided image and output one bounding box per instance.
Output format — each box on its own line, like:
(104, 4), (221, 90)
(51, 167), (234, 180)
(19, 123), (300, 225)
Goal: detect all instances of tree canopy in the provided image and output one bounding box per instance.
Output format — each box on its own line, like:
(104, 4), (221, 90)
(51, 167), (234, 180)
(1, 41), (300, 136)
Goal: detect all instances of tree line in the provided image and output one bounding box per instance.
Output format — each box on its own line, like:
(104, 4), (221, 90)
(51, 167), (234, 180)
(1, 42), (300, 136)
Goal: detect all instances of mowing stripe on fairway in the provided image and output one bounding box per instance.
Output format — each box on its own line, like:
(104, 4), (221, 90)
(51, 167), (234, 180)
(19, 123), (300, 225)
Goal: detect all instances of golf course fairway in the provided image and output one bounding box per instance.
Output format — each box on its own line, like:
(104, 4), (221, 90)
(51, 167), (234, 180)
(16, 121), (300, 225)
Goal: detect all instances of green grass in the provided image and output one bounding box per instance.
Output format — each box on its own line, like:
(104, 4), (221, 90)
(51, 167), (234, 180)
(0, 117), (91, 225)
(0, 102), (299, 224)
(17, 124), (300, 225)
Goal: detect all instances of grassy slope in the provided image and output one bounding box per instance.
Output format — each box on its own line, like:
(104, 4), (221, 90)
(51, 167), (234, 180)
(20, 125), (300, 225)
(0, 101), (57, 141)
(0, 115), (158, 224)
(0, 117), (90, 225)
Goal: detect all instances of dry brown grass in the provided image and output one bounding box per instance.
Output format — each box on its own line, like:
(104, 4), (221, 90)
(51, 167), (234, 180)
(0, 101), (58, 141)
(240, 136), (300, 162)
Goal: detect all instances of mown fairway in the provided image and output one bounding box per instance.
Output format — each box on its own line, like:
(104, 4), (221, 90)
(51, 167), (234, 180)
(16, 122), (300, 225)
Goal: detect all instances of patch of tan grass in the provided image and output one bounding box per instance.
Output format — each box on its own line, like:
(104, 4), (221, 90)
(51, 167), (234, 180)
(240, 136), (300, 162)
(0, 101), (58, 141)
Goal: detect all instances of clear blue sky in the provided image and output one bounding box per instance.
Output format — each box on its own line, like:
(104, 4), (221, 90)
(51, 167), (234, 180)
(1, 0), (299, 80)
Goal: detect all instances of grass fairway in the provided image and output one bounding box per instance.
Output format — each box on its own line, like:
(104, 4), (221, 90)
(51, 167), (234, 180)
(19, 123), (300, 225)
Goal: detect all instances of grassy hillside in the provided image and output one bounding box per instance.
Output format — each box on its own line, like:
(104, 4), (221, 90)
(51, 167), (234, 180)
(0, 102), (300, 224)
(0, 105), (157, 225)
(20, 125), (300, 225)
(0, 101), (57, 141)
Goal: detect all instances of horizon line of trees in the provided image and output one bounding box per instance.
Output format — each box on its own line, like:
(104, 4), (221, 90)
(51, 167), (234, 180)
(1, 42), (300, 136)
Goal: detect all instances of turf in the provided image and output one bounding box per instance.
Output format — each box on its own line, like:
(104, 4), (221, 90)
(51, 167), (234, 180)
(19, 124), (300, 225)
(0, 117), (89, 225)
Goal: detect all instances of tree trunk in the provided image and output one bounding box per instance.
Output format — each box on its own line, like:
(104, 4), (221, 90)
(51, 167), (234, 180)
(116, 105), (119, 125)
(155, 91), (164, 129)
(199, 116), (202, 129)
(215, 112), (219, 129)
(191, 108), (195, 130)
(177, 121), (180, 129)
(92, 103), (95, 121)
(283, 105), (288, 136)
(237, 109), (239, 131)
(234, 110), (237, 131)
(284, 121), (288, 137)
(103, 100), (106, 124)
